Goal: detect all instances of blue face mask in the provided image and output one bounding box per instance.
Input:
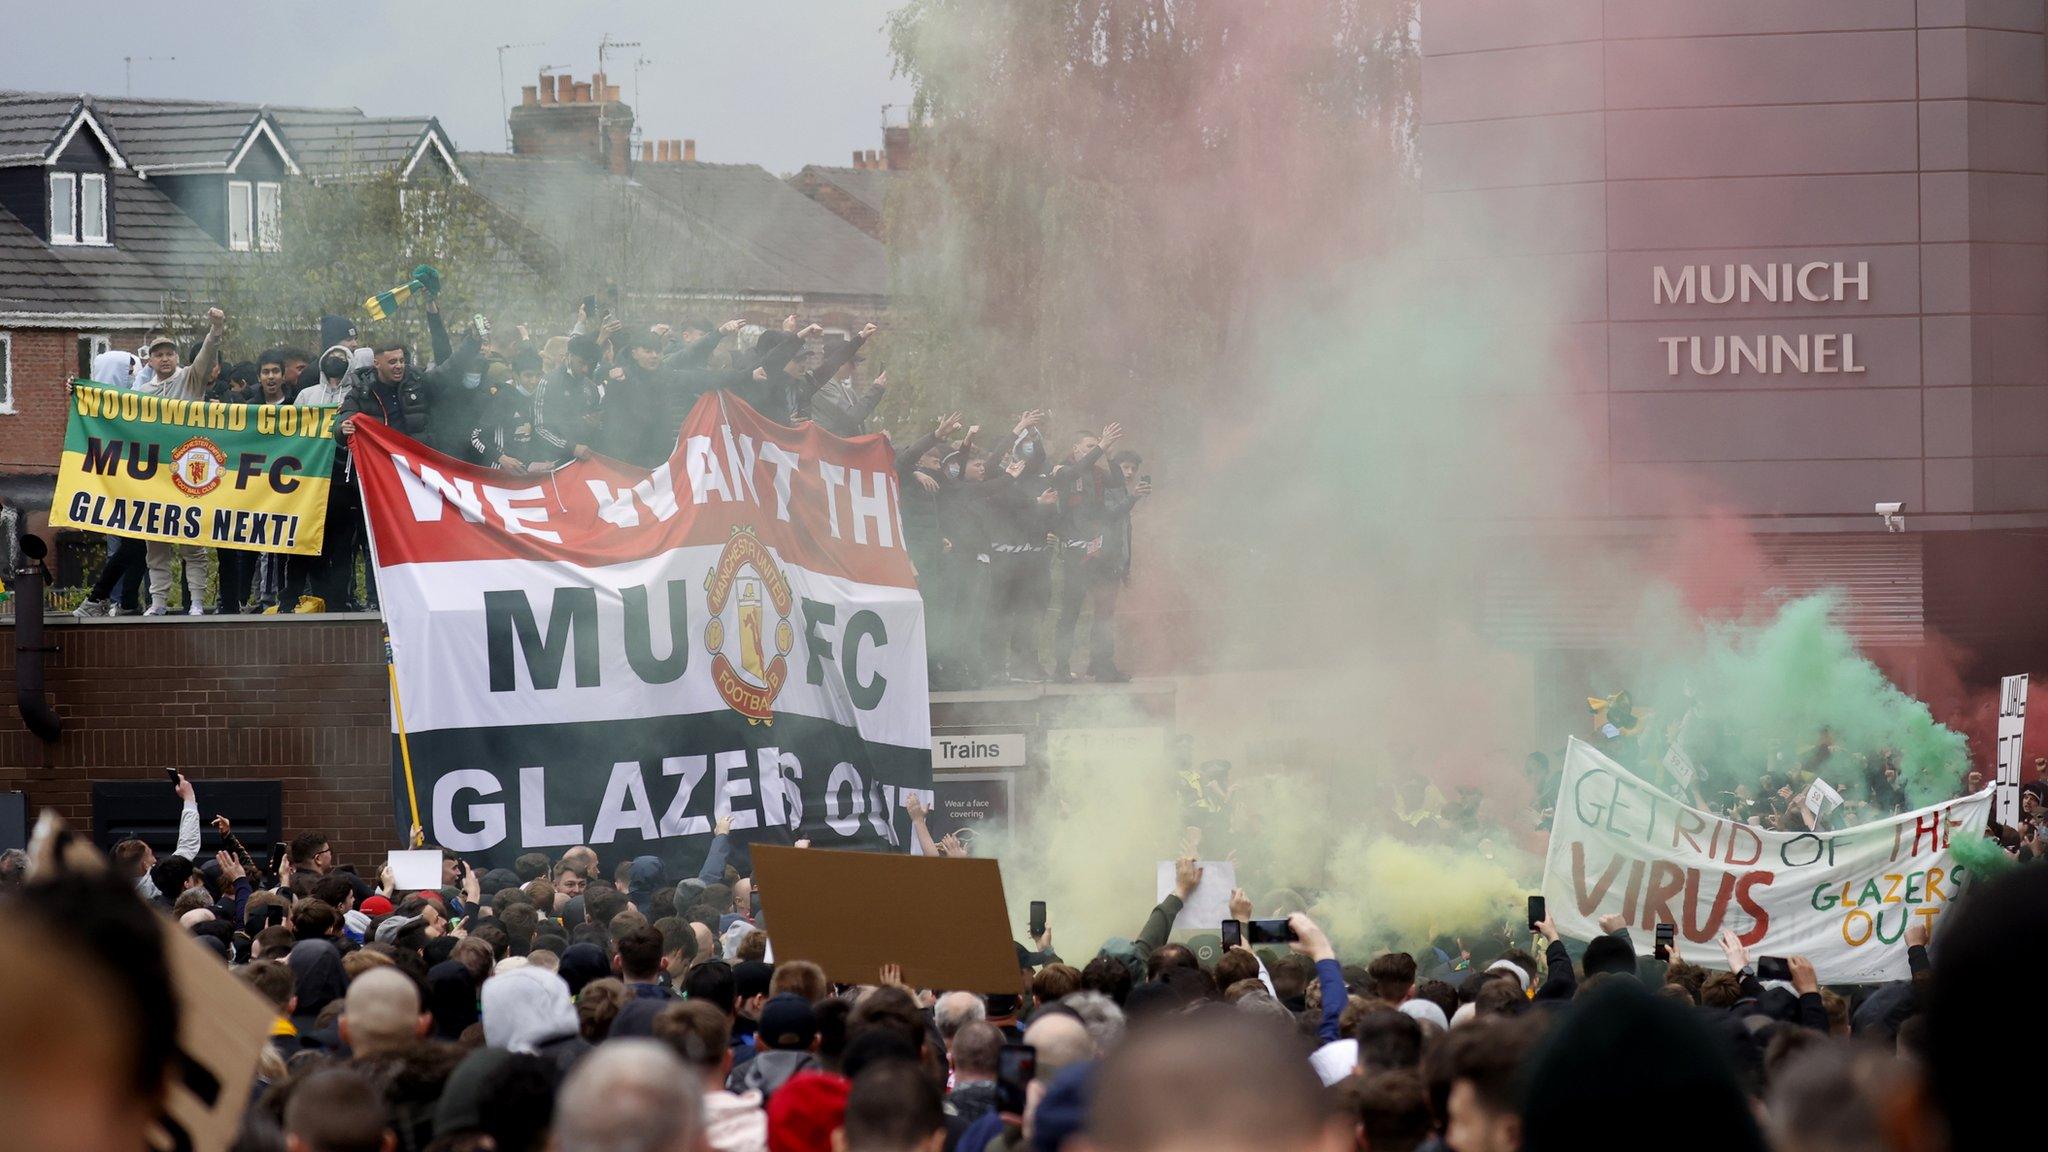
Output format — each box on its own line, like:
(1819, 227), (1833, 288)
(462, 372), (484, 391)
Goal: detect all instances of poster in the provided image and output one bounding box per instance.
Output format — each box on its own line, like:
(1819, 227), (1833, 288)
(1157, 858), (1238, 933)
(1996, 674), (2028, 827)
(1542, 738), (1991, 982)
(51, 383), (335, 554)
(927, 773), (1013, 850)
(351, 391), (932, 871)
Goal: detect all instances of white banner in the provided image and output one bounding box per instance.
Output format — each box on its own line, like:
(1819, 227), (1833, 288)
(1997, 674), (2028, 827)
(1542, 738), (1992, 982)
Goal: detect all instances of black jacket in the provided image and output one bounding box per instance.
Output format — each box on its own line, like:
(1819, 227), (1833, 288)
(338, 329), (479, 448)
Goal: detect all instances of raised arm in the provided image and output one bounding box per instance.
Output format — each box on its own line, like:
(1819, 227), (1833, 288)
(1289, 913), (1345, 1043)
(171, 772), (201, 860)
(425, 299), (453, 364)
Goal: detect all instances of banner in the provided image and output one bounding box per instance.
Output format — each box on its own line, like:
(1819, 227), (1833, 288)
(1996, 673), (2028, 827)
(352, 391), (931, 872)
(1542, 738), (1991, 982)
(50, 383), (335, 554)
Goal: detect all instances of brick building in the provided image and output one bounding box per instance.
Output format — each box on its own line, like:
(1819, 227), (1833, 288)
(1423, 1), (2048, 709)
(0, 92), (463, 505)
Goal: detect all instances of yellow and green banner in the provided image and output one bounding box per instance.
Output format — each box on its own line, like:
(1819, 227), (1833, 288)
(51, 382), (337, 555)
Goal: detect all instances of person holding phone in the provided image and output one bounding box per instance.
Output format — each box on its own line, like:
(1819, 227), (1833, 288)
(111, 770), (201, 903)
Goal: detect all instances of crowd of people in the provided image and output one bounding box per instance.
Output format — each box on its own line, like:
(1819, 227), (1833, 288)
(61, 290), (1147, 683)
(1, 767), (2035, 1152)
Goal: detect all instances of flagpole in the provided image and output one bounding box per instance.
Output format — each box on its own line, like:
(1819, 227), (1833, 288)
(385, 632), (424, 846)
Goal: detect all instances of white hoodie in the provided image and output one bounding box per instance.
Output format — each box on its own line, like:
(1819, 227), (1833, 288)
(702, 1090), (767, 1152)
(480, 966), (579, 1053)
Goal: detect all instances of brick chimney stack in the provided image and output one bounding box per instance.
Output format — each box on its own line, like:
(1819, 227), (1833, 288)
(509, 70), (636, 175)
(882, 126), (912, 170)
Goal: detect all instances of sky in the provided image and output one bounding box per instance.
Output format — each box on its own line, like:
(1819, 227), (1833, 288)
(1, 0), (916, 175)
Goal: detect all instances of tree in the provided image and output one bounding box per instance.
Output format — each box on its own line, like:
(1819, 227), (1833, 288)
(880, 0), (1419, 433)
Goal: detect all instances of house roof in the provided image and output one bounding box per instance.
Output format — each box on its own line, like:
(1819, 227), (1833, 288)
(85, 98), (297, 175)
(792, 164), (894, 217)
(0, 94), (127, 169)
(266, 110), (462, 182)
(460, 153), (886, 303)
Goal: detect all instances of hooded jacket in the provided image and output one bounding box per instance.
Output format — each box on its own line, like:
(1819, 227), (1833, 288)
(287, 939), (348, 1032)
(626, 855), (666, 915)
(728, 1048), (822, 1103)
(481, 966), (589, 1073)
(702, 1089), (769, 1152)
(292, 345), (356, 408)
(90, 349), (138, 389)
(336, 328), (480, 449)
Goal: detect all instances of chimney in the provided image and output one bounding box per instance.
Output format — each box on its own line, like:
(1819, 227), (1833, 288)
(510, 68), (637, 171)
(852, 149), (865, 168)
(642, 141), (656, 163)
(883, 126), (912, 171)
(683, 139), (696, 162)
(664, 139), (677, 162)
(607, 83), (622, 102)
(521, 85), (538, 108)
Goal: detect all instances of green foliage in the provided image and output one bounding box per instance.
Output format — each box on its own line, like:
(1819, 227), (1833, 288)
(167, 173), (544, 353)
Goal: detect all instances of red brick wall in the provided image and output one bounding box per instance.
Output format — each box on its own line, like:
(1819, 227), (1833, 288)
(0, 617), (395, 860)
(1, 325), (151, 474)
(789, 174), (883, 240)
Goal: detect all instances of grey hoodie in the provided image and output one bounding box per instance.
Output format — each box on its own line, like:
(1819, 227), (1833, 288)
(481, 965), (581, 1054)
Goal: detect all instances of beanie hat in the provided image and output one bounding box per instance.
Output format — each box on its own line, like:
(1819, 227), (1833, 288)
(374, 914), (420, 944)
(319, 314), (358, 350)
(433, 1048), (512, 1137)
(767, 1072), (850, 1152)
(343, 909), (371, 943)
(1486, 958), (1532, 992)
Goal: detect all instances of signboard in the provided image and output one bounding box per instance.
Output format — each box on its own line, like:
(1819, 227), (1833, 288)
(1997, 674), (2028, 827)
(752, 844), (1019, 992)
(933, 733), (1026, 769)
(52, 383), (335, 554)
(1801, 778), (1844, 823)
(927, 772), (1013, 850)
(1542, 738), (1991, 982)
(350, 391), (932, 871)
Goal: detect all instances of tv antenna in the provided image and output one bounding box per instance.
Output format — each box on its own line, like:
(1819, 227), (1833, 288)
(124, 56), (175, 97)
(496, 42), (544, 151)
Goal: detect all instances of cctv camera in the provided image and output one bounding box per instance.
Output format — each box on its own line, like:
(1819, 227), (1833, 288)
(1875, 502), (1902, 516)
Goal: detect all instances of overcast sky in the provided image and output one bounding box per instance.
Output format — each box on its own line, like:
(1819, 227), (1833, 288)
(2, 0), (915, 175)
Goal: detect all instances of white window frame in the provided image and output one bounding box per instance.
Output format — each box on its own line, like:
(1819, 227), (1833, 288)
(227, 179), (253, 251)
(78, 173), (108, 244)
(77, 333), (110, 378)
(255, 180), (281, 251)
(0, 333), (15, 415)
(49, 172), (77, 245)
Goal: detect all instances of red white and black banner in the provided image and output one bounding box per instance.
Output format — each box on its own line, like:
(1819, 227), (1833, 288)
(352, 391), (931, 871)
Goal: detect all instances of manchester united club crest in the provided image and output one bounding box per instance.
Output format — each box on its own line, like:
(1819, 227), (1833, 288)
(169, 436), (227, 498)
(704, 526), (795, 724)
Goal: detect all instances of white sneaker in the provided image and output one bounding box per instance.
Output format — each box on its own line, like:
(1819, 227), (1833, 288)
(72, 599), (110, 618)
(143, 603), (168, 616)
(188, 605), (206, 616)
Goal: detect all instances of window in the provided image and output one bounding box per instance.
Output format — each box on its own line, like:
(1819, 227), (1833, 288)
(79, 174), (107, 243)
(47, 172), (110, 246)
(228, 180), (253, 251)
(255, 181), (281, 251)
(49, 173), (76, 244)
(76, 333), (110, 378)
(0, 333), (14, 415)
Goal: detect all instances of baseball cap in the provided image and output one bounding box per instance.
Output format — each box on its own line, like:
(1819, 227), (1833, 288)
(360, 894), (395, 917)
(758, 993), (818, 1050)
(145, 333), (177, 352)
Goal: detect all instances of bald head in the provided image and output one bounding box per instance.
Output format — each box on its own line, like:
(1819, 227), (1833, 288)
(340, 967), (426, 1058)
(935, 991), (986, 1041)
(1023, 1012), (1095, 1080)
(1084, 1011), (1344, 1152)
(556, 1038), (702, 1152)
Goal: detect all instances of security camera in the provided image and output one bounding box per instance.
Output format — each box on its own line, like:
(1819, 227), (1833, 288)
(1876, 502), (1905, 533)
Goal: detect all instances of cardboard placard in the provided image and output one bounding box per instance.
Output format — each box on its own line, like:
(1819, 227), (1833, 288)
(1802, 778), (1844, 822)
(1157, 859), (1237, 933)
(388, 849), (443, 892)
(752, 844), (1019, 992)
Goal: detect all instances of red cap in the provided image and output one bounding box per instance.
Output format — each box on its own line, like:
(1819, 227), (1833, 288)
(767, 1072), (850, 1152)
(360, 895), (394, 917)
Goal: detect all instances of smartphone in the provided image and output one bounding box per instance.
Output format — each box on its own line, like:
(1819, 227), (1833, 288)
(1220, 920), (1242, 950)
(1245, 919), (1297, 945)
(265, 904), (287, 929)
(1028, 901), (1046, 939)
(1654, 922), (1675, 961)
(163, 767), (182, 788)
(1526, 895), (1546, 931)
(267, 841), (287, 877)
(996, 1044), (1036, 1115)
(581, 294), (600, 319)
(1756, 955), (1792, 983)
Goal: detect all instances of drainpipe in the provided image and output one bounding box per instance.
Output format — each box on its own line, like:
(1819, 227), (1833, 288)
(14, 533), (61, 743)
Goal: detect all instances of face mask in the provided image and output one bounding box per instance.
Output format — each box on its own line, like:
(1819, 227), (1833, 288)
(463, 372), (483, 390)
